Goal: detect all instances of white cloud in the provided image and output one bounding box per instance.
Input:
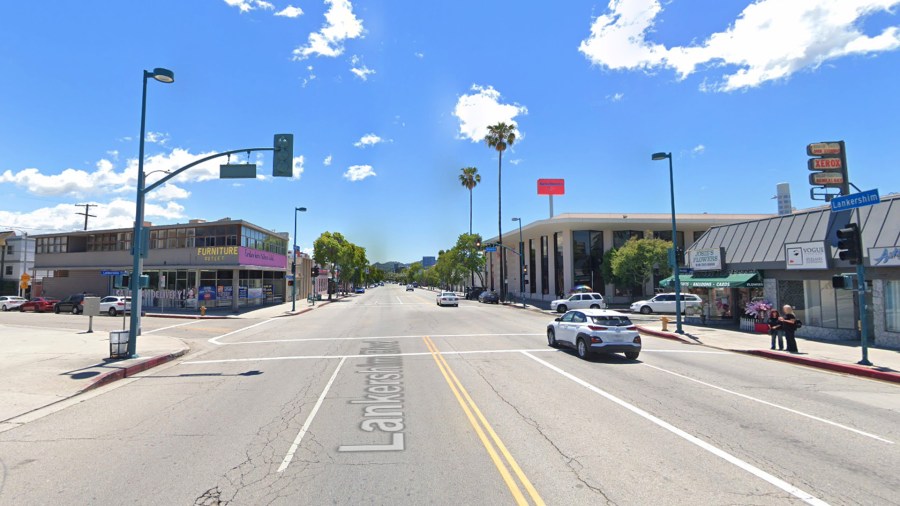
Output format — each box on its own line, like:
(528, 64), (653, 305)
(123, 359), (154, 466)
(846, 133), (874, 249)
(354, 133), (388, 148)
(692, 144), (706, 154)
(223, 0), (274, 13)
(146, 183), (191, 202)
(275, 5), (304, 17)
(508, 159), (523, 165)
(579, 0), (900, 91)
(350, 65), (375, 80)
(106, 150), (119, 160)
(324, 155), (333, 166)
(0, 199), (186, 234)
(453, 84), (528, 142)
(292, 0), (364, 60)
(145, 131), (169, 145)
(414, 52), (424, 59)
(343, 165), (376, 181)
(608, 92), (625, 102)
(292, 155), (305, 179)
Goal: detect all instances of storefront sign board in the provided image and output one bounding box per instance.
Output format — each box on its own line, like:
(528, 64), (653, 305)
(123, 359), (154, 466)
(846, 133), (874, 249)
(785, 242), (829, 269)
(689, 248), (724, 271)
(871, 247), (900, 266)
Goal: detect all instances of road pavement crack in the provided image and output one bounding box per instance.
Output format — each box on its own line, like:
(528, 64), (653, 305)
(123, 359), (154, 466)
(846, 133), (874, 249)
(467, 360), (617, 505)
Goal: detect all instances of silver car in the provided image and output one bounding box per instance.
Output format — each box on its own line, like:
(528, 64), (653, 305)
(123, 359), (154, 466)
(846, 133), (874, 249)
(546, 309), (641, 360)
(436, 291), (458, 307)
(0, 295), (27, 311)
(630, 293), (702, 314)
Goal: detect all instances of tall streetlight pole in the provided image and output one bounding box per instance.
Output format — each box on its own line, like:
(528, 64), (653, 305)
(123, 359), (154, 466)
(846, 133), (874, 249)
(291, 206), (307, 312)
(512, 217), (525, 307)
(128, 67), (174, 358)
(652, 152), (683, 334)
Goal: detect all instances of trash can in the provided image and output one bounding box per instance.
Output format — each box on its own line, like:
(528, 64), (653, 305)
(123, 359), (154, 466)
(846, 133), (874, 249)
(109, 330), (129, 359)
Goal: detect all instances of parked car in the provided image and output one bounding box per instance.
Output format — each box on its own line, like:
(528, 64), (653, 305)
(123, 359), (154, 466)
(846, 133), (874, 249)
(630, 293), (703, 314)
(436, 291), (459, 307)
(550, 292), (607, 313)
(54, 293), (98, 314)
(355, 287), (365, 294)
(478, 290), (499, 304)
(19, 297), (59, 313)
(547, 309), (641, 360)
(0, 295), (28, 311)
(406, 284), (414, 291)
(99, 296), (131, 316)
(464, 287), (484, 300)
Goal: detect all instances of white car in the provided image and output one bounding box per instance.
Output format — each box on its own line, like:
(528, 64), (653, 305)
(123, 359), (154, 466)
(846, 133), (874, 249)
(546, 309), (641, 360)
(630, 293), (702, 314)
(436, 291), (458, 307)
(0, 295), (27, 311)
(550, 292), (607, 313)
(99, 296), (131, 316)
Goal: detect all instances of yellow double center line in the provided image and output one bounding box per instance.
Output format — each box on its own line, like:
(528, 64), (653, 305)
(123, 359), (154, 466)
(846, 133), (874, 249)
(423, 336), (544, 506)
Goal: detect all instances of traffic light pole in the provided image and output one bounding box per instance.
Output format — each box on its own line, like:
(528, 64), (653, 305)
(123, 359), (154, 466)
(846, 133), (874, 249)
(484, 242), (525, 307)
(855, 208), (872, 366)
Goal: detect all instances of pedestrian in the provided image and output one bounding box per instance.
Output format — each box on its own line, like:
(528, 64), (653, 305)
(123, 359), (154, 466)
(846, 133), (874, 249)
(767, 309), (784, 350)
(779, 304), (802, 353)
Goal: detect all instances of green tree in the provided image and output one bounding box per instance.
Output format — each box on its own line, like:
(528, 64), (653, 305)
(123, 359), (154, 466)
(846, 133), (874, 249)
(484, 122), (517, 299)
(610, 237), (672, 297)
(458, 167), (481, 235)
(454, 233), (485, 287)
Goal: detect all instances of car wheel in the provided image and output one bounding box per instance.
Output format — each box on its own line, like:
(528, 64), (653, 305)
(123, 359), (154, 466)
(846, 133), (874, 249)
(547, 328), (557, 347)
(54, 306), (61, 314)
(639, 306), (652, 315)
(71, 306), (79, 315)
(108, 308), (118, 316)
(576, 338), (590, 360)
(625, 351), (640, 360)
(1, 305), (6, 311)
(557, 304), (568, 313)
(590, 304), (600, 309)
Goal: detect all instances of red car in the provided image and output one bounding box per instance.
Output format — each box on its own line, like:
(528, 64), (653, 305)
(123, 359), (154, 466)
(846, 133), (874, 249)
(19, 297), (59, 313)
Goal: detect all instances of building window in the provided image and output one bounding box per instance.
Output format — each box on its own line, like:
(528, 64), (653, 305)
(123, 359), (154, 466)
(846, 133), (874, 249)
(553, 233), (564, 298)
(4, 266), (11, 276)
(613, 230), (643, 249)
(529, 239), (536, 294)
(802, 280), (855, 329)
(886, 281), (900, 333)
(540, 236), (549, 295)
(6, 245), (12, 255)
(572, 230), (604, 295)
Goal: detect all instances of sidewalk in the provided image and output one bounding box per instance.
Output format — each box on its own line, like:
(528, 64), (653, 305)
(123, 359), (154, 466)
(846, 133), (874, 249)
(636, 321), (900, 384)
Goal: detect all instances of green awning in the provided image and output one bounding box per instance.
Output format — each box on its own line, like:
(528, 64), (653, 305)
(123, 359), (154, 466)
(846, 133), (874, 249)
(659, 272), (761, 288)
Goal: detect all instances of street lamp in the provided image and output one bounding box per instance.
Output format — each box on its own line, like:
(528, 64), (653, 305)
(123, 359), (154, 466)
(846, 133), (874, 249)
(128, 67), (174, 358)
(291, 206), (307, 311)
(651, 151), (683, 334)
(512, 217), (525, 307)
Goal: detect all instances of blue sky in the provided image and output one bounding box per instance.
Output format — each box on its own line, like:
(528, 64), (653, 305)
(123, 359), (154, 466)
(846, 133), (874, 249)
(1, 0), (898, 263)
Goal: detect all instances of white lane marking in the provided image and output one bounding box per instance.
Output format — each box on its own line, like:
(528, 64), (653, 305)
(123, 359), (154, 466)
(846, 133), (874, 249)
(396, 297), (403, 304)
(521, 352), (829, 506)
(144, 320), (203, 334)
(182, 348), (557, 365)
(216, 332), (543, 345)
(642, 363), (893, 444)
(208, 319), (278, 345)
(278, 357), (347, 473)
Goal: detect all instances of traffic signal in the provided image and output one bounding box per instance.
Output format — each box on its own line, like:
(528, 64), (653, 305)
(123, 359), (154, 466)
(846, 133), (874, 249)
(523, 264), (528, 276)
(832, 274), (854, 289)
(273, 133), (294, 177)
(836, 223), (862, 265)
(311, 266), (320, 277)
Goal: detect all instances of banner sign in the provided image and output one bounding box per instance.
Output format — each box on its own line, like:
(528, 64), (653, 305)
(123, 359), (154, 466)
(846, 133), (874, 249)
(785, 242), (829, 270)
(239, 246), (287, 268)
(689, 248), (724, 271)
(537, 179), (565, 196)
(871, 247), (900, 267)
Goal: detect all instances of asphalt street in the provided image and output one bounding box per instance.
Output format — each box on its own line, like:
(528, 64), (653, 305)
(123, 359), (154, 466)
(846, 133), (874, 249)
(1, 285), (898, 505)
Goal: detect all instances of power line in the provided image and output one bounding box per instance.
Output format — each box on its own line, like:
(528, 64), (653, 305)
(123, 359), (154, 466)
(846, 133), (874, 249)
(75, 203), (98, 231)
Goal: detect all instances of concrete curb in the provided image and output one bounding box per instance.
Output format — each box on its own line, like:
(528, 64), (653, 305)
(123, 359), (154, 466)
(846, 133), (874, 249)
(82, 348), (188, 392)
(145, 298), (337, 320)
(636, 325), (697, 344)
(738, 349), (900, 385)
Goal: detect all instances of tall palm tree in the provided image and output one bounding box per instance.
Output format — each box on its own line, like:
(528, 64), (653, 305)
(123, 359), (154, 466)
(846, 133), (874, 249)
(458, 167), (481, 235)
(484, 122), (517, 302)
(459, 166), (481, 289)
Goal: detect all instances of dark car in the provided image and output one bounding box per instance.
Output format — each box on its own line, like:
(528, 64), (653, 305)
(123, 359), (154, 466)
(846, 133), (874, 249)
(19, 297), (60, 313)
(54, 293), (97, 314)
(465, 287), (485, 300)
(478, 290), (499, 304)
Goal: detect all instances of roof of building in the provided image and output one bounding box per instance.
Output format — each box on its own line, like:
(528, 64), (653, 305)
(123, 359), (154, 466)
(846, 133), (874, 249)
(690, 193), (900, 269)
(30, 218), (286, 239)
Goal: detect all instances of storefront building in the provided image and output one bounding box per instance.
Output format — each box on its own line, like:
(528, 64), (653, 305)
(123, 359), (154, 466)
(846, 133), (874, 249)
(485, 212), (773, 305)
(679, 194), (900, 349)
(32, 218), (305, 312)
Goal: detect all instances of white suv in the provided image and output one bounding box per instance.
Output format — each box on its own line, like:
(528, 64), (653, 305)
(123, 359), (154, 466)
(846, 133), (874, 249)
(550, 292), (607, 313)
(630, 293), (702, 314)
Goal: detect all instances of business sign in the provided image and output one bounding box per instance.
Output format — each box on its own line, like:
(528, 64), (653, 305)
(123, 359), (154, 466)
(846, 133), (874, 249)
(239, 246), (287, 268)
(196, 246), (239, 264)
(807, 140), (849, 197)
(871, 247), (900, 267)
(785, 242), (829, 270)
(807, 157), (842, 170)
(830, 189), (880, 212)
(806, 142), (842, 156)
(537, 179), (565, 196)
(809, 171), (844, 186)
(689, 248), (724, 271)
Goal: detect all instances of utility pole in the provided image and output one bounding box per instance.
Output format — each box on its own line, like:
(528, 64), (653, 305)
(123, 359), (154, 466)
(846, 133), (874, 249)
(75, 204), (97, 231)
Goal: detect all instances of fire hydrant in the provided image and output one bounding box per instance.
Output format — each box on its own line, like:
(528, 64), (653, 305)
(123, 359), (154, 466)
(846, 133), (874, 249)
(200, 305), (207, 317)
(660, 316), (670, 331)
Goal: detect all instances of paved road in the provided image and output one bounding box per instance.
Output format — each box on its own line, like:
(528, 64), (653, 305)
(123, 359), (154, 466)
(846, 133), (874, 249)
(1, 285), (898, 505)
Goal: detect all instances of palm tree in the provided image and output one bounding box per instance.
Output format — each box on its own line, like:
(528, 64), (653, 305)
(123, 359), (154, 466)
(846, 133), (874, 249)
(484, 122), (517, 302)
(459, 166), (481, 289)
(458, 167), (481, 235)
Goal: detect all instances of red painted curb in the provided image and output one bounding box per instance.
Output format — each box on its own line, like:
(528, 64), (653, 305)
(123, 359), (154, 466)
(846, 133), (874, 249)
(82, 349), (187, 392)
(740, 349), (900, 384)
(636, 325), (695, 344)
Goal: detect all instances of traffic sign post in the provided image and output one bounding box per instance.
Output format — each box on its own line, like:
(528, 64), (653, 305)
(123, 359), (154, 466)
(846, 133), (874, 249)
(807, 141), (849, 200)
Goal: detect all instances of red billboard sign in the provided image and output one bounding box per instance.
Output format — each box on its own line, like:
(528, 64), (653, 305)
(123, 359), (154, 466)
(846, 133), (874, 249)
(537, 179), (565, 195)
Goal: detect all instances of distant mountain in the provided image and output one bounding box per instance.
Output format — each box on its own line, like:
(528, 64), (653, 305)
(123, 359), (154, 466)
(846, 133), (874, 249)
(373, 261), (409, 273)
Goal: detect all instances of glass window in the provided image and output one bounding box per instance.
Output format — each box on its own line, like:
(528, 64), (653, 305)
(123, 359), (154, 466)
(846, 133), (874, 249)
(572, 312), (586, 323)
(886, 281), (900, 332)
(540, 236), (549, 295)
(613, 230), (643, 249)
(553, 232), (564, 297)
(560, 312), (574, 322)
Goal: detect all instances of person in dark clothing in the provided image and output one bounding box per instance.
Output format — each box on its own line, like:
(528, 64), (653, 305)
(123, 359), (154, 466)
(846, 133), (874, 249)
(767, 309), (784, 350)
(779, 304), (801, 353)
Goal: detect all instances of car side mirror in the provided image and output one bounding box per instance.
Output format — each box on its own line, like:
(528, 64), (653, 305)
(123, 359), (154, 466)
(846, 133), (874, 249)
(554, 317), (561, 321)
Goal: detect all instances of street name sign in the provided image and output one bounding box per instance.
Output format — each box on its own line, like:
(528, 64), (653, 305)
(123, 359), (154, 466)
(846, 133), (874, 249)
(484, 246), (497, 252)
(101, 270), (125, 276)
(830, 189), (880, 212)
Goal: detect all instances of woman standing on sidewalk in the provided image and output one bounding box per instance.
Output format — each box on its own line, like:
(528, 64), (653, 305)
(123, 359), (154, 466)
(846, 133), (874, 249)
(779, 304), (801, 353)
(767, 309), (784, 350)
